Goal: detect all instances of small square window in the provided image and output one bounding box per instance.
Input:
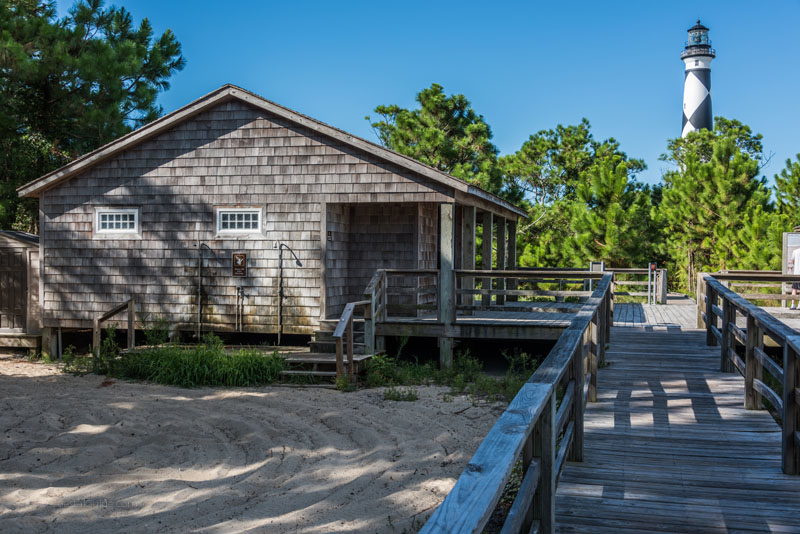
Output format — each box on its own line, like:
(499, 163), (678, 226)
(216, 208), (261, 234)
(96, 208), (138, 234)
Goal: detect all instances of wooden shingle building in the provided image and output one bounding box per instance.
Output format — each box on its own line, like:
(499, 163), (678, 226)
(18, 85), (524, 357)
(0, 231), (41, 349)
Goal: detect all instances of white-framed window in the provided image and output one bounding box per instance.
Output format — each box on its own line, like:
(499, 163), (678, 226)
(96, 207), (139, 234)
(216, 207), (262, 234)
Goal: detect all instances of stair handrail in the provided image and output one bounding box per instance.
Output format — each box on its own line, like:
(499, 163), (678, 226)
(331, 299), (370, 381)
(363, 269), (387, 354)
(93, 297), (136, 356)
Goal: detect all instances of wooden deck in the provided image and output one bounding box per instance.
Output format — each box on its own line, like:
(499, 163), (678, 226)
(376, 305), (578, 340)
(556, 302), (800, 532)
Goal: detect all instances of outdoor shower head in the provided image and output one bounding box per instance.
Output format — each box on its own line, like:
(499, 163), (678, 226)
(279, 243), (303, 267)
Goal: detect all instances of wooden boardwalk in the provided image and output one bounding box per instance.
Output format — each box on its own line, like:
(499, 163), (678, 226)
(556, 303), (800, 533)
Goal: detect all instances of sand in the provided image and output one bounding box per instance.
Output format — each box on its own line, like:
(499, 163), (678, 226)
(0, 357), (502, 533)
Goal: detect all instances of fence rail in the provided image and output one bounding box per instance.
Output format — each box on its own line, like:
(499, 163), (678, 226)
(698, 273), (800, 475)
(421, 274), (613, 533)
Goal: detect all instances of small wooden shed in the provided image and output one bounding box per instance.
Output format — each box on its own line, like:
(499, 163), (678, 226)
(0, 231), (41, 348)
(17, 84), (525, 351)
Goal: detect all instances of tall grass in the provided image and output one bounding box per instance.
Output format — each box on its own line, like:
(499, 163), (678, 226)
(116, 345), (285, 387)
(77, 333), (286, 387)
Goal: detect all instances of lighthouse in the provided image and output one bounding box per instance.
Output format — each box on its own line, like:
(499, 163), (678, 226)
(681, 20), (716, 137)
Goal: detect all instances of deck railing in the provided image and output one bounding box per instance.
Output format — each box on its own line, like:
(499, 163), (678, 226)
(455, 270), (603, 312)
(92, 297), (136, 355)
(609, 267), (667, 304)
(699, 273), (800, 475)
(421, 274), (613, 533)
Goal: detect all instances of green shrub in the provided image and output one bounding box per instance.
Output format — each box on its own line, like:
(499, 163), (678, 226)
(364, 349), (539, 402)
(335, 375), (356, 392)
(201, 332), (224, 351)
(143, 315), (170, 346)
(383, 387), (418, 401)
(93, 325), (120, 375)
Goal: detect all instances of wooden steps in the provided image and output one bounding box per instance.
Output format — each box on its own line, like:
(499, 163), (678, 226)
(276, 348), (374, 381)
(279, 370), (337, 378)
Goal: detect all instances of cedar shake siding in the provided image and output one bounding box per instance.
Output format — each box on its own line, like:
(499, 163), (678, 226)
(38, 100), (454, 333)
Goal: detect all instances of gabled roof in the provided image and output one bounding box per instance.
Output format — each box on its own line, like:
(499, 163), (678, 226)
(17, 84), (526, 218)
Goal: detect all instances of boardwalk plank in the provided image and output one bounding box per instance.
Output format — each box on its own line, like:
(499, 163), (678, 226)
(556, 303), (800, 532)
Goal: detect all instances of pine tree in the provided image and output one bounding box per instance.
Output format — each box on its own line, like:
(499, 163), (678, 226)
(733, 206), (786, 271)
(774, 154), (800, 218)
(504, 119), (646, 268)
(368, 83), (511, 200)
(658, 125), (768, 290)
(0, 0), (185, 230)
(570, 158), (656, 267)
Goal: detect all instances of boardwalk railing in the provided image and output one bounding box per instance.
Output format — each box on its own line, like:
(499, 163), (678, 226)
(699, 273), (800, 475)
(421, 274), (613, 533)
(609, 267), (667, 304)
(455, 270), (603, 311)
(93, 297), (136, 355)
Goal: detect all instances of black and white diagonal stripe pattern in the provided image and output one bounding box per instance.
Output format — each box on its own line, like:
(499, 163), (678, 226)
(682, 68), (712, 136)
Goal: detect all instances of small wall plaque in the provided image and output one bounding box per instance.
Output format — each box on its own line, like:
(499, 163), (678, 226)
(232, 253), (247, 277)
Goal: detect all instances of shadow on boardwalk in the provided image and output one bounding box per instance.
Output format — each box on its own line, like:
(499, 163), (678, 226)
(556, 303), (800, 533)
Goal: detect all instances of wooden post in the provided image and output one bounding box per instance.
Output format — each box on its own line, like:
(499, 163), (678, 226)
(744, 314), (760, 409)
(696, 273), (706, 329)
(521, 427), (535, 531)
(600, 293), (608, 364)
(347, 315), (354, 381)
(461, 205), (476, 309)
(319, 201), (327, 321)
(127, 298), (135, 350)
(496, 217), (506, 306)
(41, 327), (55, 360)
(571, 340), (585, 461)
(481, 211), (493, 307)
(532, 395), (555, 533)
(335, 338), (344, 379)
(376, 271), (386, 353)
(721, 298), (733, 372)
(439, 203), (456, 368)
(782, 338), (799, 475)
(705, 282), (717, 347)
(364, 302), (375, 355)
(658, 269), (668, 304)
(92, 319), (101, 357)
(507, 219), (517, 302)
(589, 311), (599, 402)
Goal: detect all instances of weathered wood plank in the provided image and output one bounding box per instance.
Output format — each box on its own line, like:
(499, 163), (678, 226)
(557, 323), (800, 532)
(421, 383), (551, 533)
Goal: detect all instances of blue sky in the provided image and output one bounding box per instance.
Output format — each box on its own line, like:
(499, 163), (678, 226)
(59, 0), (800, 184)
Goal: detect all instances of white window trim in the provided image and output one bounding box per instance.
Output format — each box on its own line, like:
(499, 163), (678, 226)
(95, 207), (140, 235)
(215, 207), (264, 235)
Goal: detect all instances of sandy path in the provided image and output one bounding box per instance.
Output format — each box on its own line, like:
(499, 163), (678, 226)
(0, 358), (501, 533)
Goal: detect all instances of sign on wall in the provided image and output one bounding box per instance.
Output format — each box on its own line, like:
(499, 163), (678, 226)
(232, 253), (247, 277)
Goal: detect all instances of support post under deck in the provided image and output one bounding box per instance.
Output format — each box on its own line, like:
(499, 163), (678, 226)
(496, 217), (506, 306)
(481, 211), (493, 308)
(439, 203), (456, 368)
